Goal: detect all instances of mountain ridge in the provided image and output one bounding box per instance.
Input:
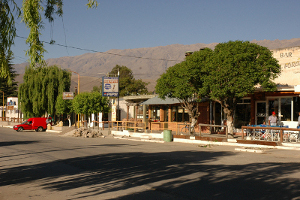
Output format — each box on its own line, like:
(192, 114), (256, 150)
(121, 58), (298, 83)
(13, 38), (300, 92)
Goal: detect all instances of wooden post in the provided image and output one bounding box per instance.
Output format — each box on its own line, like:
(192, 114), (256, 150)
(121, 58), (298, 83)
(126, 105), (129, 121)
(160, 105), (164, 122)
(280, 129), (283, 143)
(242, 128), (244, 140)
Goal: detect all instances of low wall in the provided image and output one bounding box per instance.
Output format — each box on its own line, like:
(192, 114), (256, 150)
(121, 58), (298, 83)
(0, 121), (19, 127)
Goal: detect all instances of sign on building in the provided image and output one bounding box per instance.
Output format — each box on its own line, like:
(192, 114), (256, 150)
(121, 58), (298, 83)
(7, 106), (14, 110)
(63, 92), (74, 100)
(102, 77), (119, 97)
(272, 46), (300, 85)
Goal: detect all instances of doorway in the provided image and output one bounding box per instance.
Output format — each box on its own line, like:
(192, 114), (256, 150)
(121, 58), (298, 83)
(256, 101), (266, 125)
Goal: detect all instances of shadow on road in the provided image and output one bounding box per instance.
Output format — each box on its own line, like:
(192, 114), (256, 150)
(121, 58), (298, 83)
(0, 140), (39, 147)
(1, 147), (300, 199)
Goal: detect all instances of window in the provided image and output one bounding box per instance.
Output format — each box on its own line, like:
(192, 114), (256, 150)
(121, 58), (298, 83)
(177, 107), (183, 122)
(235, 99), (251, 128)
(184, 109), (189, 122)
(151, 106), (160, 121)
(171, 106), (177, 122)
(293, 97), (300, 121)
(268, 99), (279, 116)
(281, 98), (291, 121)
(136, 106), (143, 119)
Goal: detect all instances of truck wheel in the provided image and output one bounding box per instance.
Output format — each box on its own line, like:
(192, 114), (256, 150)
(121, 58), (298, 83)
(18, 127), (23, 132)
(37, 127), (43, 132)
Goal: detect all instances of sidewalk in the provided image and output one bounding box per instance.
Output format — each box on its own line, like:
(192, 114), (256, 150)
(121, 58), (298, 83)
(2, 122), (300, 152)
(111, 130), (300, 152)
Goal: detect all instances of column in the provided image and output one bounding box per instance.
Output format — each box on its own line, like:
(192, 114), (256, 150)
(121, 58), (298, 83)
(160, 105), (164, 122)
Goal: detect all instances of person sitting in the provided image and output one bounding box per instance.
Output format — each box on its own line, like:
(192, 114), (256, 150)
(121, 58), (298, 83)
(260, 121), (267, 138)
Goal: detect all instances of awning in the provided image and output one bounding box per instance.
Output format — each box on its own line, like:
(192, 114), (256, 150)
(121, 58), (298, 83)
(140, 96), (180, 105)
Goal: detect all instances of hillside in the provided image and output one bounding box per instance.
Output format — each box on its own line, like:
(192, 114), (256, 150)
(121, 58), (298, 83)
(13, 38), (300, 92)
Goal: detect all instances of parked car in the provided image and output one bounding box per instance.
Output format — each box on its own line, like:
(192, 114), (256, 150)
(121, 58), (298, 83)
(13, 117), (48, 132)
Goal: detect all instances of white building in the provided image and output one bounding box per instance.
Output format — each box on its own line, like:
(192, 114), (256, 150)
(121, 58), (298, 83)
(0, 97), (22, 120)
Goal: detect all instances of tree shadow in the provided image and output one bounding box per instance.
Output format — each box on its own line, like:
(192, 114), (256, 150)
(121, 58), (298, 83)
(1, 149), (300, 199)
(0, 141), (39, 147)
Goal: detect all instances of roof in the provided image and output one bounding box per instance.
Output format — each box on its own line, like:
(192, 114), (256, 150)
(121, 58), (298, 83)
(140, 96), (180, 105)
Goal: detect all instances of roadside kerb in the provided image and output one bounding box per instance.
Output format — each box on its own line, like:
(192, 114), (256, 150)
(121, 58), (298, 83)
(3, 126), (300, 151)
(111, 130), (300, 151)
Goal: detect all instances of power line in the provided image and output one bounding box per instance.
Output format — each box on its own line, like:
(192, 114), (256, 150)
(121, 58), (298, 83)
(15, 35), (182, 62)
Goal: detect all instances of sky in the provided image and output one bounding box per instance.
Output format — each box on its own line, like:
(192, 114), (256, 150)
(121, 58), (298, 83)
(12, 0), (300, 64)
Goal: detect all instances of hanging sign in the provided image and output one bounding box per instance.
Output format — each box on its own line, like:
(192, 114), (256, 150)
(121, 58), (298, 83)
(63, 92), (74, 100)
(102, 77), (119, 97)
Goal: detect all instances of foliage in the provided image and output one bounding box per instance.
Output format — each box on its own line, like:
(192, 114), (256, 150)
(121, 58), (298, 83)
(20, 0), (98, 68)
(0, 55), (18, 106)
(109, 65), (149, 96)
(92, 86), (101, 93)
(22, 0), (49, 68)
(55, 94), (72, 115)
(86, 0), (99, 9)
(0, 0), (20, 84)
(18, 65), (71, 118)
(72, 92), (109, 116)
(0, 1), (98, 81)
(155, 48), (213, 128)
(204, 40), (281, 134)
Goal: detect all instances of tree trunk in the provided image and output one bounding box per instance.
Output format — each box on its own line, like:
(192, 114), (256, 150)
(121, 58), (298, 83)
(222, 100), (236, 136)
(226, 114), (234, 135)
(182, 101), (200, 134)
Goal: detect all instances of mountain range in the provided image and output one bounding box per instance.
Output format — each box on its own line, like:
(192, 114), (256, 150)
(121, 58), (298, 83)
(13, 38), (300, 92)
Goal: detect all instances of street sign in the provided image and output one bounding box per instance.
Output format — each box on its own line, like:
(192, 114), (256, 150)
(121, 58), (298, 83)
(63, 92), (74, 100)
(7, 106), (14, 110)
(102, 76), (119, 97)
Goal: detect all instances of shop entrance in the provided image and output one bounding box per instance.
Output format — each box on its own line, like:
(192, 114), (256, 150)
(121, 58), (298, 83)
(256, 101), (267, 125)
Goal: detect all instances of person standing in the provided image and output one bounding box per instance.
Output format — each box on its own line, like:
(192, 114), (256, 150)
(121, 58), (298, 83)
(297, 112), (300, 127)
(268, 111), (277, 126)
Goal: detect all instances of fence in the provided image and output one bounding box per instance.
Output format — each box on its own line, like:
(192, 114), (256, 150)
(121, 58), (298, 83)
(198, 123), (228, 137)
(0, 117), (23, 123)
(241, 126), (300, 143)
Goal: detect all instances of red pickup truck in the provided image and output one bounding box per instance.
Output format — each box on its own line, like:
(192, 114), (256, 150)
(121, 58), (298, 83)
(13, 117), (48, 132)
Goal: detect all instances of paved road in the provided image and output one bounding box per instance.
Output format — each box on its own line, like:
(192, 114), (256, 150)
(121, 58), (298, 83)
(1, 127), (300, 200)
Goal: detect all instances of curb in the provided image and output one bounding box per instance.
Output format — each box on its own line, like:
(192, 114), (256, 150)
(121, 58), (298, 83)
(235, 148), (265, 153)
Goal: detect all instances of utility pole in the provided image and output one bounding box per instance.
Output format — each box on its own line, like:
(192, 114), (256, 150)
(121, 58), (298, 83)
(0, 91), (4, 120)
(117, 68), (120, 121)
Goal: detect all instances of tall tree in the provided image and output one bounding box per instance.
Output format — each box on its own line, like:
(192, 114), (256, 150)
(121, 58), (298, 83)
(204, 40), (281, 135)
(0, 0), (98, 81)
(19, 65), (71, 118)
(0, 0), (20, 84)
(21, 0), (98, 68)
(109, 65), (149, 96)
(155, 48), (213, 130)
(0, 55), (18, 106)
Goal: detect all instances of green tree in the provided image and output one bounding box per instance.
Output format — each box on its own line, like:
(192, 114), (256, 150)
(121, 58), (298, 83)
(55, 94), (72, 115)
(92, 86), (101, 93)
(0, 0), (98, 81)
(0, 0), (20, 84)
(109, 65), (149, 96)
(21, 0), (98, 68)
(72, 92), (109, 117)
(155, 48), (213, 130)
(0, 55), (18, 106)
(204, 40), (281, 135)
(19, 65), (71, 118)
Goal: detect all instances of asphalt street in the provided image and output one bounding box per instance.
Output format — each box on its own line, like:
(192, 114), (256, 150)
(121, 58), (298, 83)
(1, 127), (300, 200)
